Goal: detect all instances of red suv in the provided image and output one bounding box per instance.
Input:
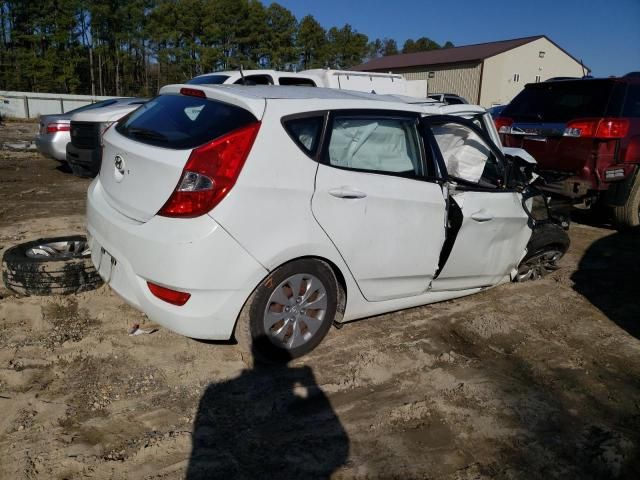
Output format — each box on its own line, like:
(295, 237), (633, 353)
(496, 75), (640, 227)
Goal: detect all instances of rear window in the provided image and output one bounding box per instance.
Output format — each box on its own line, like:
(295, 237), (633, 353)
(502, 80), (616, 122)
(116, 94), (256, 149)
(186, 74), (230, 85)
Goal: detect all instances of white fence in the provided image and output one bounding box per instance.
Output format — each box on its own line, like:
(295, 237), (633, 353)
(0, 91), (119, 119)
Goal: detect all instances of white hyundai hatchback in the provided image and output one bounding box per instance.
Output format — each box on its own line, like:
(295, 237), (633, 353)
(87, 85), (567, 361)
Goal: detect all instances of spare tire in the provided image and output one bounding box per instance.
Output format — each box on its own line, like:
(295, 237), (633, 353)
(2, 235), (103, 296)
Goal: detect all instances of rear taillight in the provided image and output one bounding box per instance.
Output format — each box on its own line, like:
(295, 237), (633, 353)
(46, 122), (70, 134)
(147, 282), (191, 306)
(564, 118), (630, 139)
(158, 122), (261, 218)
(494, 117), (513, 134)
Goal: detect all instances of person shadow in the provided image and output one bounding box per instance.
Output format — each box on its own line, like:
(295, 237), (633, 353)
(571, 226), (640, 339)
(186, 339), (350, 479)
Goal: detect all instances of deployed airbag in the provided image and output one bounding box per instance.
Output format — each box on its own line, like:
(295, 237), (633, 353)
(432, 124), (491, 183)
(328, 118), (418, 173)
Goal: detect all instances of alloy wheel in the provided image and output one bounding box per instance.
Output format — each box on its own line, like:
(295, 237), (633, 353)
(263, 273), (328, 350)
(516, 249), (563, 282)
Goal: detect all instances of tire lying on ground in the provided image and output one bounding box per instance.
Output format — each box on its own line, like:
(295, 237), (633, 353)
(515, 222), (571, 282)
(2, 235), (103, 296)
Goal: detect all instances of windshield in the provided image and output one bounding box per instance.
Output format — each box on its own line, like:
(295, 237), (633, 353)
(502, 80), (615, 123)
(186, 75), (230, 85)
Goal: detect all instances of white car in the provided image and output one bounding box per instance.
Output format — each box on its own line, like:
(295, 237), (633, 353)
(86, 85), (567, 361)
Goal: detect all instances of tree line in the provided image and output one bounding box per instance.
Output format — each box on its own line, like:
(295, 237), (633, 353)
(0, 0), (453, 96)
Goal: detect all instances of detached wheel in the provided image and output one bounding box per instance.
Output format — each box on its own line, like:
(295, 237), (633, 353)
(2, 235), (103, 296)
(236, 259), (338, 363)
(516, 223), (570, 282)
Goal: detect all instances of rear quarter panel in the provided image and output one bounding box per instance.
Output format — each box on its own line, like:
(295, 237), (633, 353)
(208, 101), (343, 271)
(207, 100), (365, 312)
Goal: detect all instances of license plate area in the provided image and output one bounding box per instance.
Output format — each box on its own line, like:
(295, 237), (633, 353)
(93, 246), (117, 281)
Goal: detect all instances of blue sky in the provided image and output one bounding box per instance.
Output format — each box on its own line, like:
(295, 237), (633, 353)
(265, 0), (640, 76)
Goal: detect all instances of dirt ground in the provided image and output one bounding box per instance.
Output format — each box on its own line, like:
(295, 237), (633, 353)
(0, 121), (639, 480)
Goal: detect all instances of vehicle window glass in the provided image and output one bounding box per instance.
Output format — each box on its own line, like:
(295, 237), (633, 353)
(445, 97), (464, 105)
(284, 116), (323, 155)
(623, 84), (640, 117)
(234, 75), (273, 85)
(279, 77), (317, 87)
(328, 117), (422, 176)
(503, 80), (614, 122)
(116, 94), (256, 150)
(431, 122), (504, 188)
(186, 75), (230, 85)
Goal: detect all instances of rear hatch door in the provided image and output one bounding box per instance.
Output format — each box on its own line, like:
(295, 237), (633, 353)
(99, 89), (263, 222)
(500, 80), (622, 172)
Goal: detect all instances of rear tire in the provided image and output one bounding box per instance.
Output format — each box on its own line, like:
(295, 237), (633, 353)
(2, 235), (103, 296)
(612, 174), (640, 228)
(516, 223), (570, 282)
(235, 259), (338, 364)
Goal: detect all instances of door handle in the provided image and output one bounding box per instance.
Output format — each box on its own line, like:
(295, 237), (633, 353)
(328, 187), (367, 199)
(471, 210), (494, 222)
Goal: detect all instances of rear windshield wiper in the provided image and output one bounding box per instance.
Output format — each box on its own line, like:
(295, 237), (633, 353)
(128, 127), (168, 142)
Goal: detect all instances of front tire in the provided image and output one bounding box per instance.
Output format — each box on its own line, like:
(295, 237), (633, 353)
(235, 259), (338, 363)
(516, 223), (570, 282)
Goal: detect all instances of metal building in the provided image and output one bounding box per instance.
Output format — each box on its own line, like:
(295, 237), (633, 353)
(352, 35), (589, 107)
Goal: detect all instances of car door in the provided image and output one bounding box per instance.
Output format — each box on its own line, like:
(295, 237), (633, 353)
(312, 110), (447, 302)
(421, 115), (531, 291)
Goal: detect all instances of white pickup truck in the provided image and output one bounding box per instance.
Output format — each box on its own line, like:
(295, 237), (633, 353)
(187, 68), (429, 98)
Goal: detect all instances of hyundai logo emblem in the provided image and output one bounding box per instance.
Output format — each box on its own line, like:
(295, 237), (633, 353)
(114, 155), (125, 174)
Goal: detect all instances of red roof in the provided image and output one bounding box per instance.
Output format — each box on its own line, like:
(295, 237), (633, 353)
(352, 35), (586, 71)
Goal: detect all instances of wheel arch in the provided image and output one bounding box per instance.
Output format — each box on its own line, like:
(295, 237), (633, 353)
(268, 255), (348, 317)
(232, 254), (350, 341)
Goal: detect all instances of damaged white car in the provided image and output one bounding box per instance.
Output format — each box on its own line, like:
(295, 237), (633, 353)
(86, 85), (569, 361)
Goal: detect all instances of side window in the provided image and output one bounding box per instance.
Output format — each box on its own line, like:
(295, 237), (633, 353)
(279, 77), (317, 87)
(431, 122), (504, 188)
(445, 96), (464, 105)
(327, 116), (423, 176)
(234, 75), (273, 85)
(283, 116), (323, 156)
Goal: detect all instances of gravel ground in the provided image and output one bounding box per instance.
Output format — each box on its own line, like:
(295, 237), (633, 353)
(0, 121), (639, 479)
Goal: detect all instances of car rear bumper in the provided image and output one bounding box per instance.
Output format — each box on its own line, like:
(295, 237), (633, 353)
(35, 132), (68, 161)
(86, 179), (268, 340)
(66, 143), (101, 177)
(540, 176), (593, 199)
(540, 162), (638, 200)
